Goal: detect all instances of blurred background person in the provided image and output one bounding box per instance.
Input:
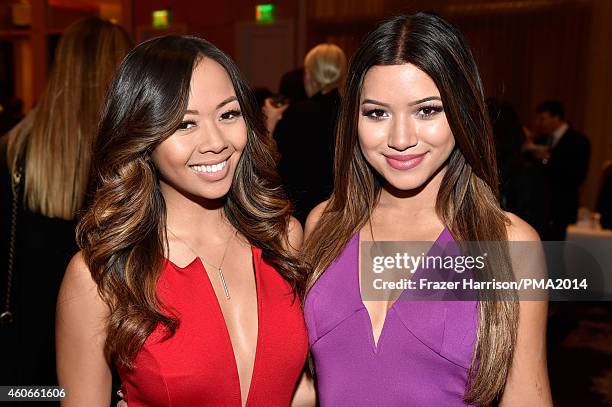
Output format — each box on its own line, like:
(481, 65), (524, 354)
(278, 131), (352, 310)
(279, 67), (307, 105)
(272, 43), (347, 223)
(597, 160), (612, 230)
(0, 17), (131, 390)
(487, 97), (550, 237)
(0, 92), (24, 136)
(531, 100), (590, 240)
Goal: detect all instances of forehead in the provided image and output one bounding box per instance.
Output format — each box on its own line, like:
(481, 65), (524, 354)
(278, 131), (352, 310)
(188, 57), (236, 105)
(361, 63), (440, 101)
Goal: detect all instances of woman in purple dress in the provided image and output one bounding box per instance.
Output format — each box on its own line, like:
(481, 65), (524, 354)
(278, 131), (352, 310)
(302, 13), (552, 406)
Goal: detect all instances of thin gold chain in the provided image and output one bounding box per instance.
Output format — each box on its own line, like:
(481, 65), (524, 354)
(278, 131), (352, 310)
(167, 227), (236, 300)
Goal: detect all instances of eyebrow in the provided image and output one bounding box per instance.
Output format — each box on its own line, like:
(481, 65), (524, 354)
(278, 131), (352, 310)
(361, 96), (442, 107)
(183, 96), (239, 115)
(216, 96), (238, 109)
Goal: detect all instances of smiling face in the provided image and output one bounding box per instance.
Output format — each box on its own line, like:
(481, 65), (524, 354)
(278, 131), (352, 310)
(358, 63), (455, 191)
(152, 57), (247, 201)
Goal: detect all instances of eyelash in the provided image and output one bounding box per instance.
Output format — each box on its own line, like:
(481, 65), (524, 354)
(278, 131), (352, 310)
(220, 109), (242, 121)
(177, 120), (196, 130)
(176, 109), (242, 130)
(362, 105), (444, 120)
(417, 105), (444, 118)
(363, 108), (387, 120)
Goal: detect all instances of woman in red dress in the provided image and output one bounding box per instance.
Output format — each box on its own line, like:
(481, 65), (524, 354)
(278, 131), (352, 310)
(56, 36), (314, 406)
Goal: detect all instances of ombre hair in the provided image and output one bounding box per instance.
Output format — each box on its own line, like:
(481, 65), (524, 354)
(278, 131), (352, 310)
(7, 17), (132, 219)
(77, 35), (303, 367)
(303, 13), (518, 405)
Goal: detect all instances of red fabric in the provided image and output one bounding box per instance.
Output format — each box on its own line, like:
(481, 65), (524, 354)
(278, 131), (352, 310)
(117, 246), (308, 406)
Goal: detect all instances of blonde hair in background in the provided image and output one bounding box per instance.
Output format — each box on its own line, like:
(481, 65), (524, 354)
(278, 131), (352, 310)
(304, 43), (347, 96)
(7, 17), (132, 220)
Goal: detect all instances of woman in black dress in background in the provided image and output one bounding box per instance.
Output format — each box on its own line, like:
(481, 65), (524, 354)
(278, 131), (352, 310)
(0, 17), (131, 390)
(273, 44), (347, 223)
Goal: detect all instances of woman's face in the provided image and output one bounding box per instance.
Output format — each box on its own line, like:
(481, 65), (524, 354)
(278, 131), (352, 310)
(358, 63), (455, 191)
(152, 57), (247, 201)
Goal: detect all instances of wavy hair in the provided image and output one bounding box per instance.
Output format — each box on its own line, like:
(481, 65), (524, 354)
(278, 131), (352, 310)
(77, 35), (303, 367)
(303, 13), (518, 406)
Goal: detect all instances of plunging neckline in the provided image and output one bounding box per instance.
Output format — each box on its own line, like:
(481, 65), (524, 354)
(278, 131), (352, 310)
(356, 228), (447, 353)
(166, 245), (261, 406)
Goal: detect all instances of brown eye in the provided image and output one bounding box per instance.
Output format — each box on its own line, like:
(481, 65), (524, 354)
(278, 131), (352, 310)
(177, 120), (196, 130)
(417, 105), (443, 118)
(220, 110), (242, 121)
(363, 108), (388, 120)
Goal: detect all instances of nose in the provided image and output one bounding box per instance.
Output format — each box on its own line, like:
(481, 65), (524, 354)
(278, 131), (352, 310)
(387, 113), (418, 151)
(198, 119), (228, 154)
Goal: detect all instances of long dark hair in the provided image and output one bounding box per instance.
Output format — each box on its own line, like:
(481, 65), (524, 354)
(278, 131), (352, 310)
(78, 35), (302, 368)
(303, 13), (518, 405)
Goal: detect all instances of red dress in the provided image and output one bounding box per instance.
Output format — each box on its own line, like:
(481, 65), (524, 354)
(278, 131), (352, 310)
(117, 246), (308, 406)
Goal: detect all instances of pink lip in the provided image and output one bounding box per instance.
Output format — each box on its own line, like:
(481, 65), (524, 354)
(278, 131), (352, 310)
(385, 153), (427, 170)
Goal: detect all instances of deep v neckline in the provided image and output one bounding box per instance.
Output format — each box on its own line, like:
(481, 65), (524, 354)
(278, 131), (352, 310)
(167, 246), (262, 406)
(356, 228), (447, 353)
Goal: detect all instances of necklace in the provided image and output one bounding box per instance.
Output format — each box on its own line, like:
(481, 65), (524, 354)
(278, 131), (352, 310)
(167, 227), (236, 300)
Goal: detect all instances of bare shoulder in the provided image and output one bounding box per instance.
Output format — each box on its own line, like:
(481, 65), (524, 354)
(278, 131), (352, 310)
(304, 199), (330, 239)
(59, 252), (97, 299)
(286, 216), (304, 253)
(57, 251), (107, 318)
(499, 214), (552, 405)
(504, 211), (540, 242)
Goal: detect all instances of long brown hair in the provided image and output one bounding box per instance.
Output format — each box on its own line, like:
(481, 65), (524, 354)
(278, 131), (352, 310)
(303, 13), (518, 405)
(77, 35), (304, 368)
(7, 17), (132, 219)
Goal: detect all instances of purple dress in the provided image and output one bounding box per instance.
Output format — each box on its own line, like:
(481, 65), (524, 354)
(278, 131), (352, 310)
(304, 228), (479, 406)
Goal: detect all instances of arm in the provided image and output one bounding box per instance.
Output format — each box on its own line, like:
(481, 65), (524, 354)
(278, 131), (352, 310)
(284, 216), (317, 406)
(498, 213), (553, 406)
(56, 252), (112, 407)
(291, 370), (316, 407)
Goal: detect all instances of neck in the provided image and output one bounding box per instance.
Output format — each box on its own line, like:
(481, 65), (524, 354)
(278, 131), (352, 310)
(161, 181), (233, 243)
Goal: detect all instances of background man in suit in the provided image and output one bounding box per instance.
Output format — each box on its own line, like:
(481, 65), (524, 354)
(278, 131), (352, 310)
(534, 100), (591, 240)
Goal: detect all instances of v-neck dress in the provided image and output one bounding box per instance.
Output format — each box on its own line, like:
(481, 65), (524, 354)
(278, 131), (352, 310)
(303, 229), (479, 406)
(117, 246), (308, 406)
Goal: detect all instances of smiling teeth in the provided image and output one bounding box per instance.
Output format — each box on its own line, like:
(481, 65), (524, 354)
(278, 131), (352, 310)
(191, 160), (227, 173)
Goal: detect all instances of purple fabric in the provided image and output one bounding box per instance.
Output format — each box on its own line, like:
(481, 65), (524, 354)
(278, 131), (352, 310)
(304, 229), (479, 406)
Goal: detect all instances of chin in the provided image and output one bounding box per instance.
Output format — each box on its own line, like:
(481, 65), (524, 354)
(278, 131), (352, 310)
(384, 175), (430, 191)
(196, 183), (233, 200)
(375, 162), (432, 191)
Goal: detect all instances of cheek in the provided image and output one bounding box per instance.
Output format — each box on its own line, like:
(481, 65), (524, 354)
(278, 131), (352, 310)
(358, 118), (387, 156)
(151, 138), (191, 171)
(229, 120), (248, 153)
(421, 119), (454, 152)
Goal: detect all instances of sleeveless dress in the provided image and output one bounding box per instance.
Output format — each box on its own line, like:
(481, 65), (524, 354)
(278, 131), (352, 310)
(303, 228), (479, 406)
(117, 246), (308, 406)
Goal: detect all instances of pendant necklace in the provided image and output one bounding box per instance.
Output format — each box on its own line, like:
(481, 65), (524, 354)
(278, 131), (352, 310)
(168, 227), (236, 300)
